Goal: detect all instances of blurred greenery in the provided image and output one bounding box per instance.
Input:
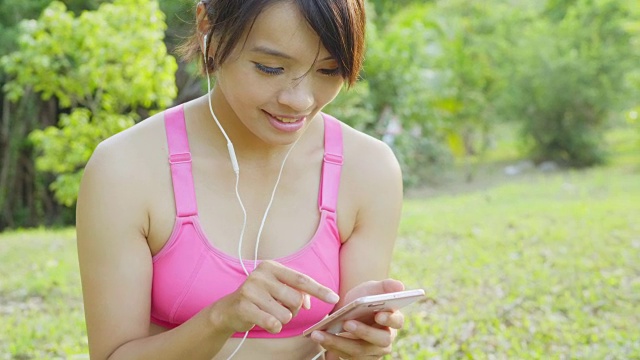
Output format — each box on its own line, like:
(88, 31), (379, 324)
(1, 0), (177, 206)
(328, 0), (639, 187)
(0, 0), (638, 220)
(362, 0), (637, 178)
(500, 0), (638, 167)
(0, 0), (192, 229)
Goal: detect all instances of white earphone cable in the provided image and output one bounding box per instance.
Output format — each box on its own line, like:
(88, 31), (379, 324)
(253, 133), (302, 270)
(203, 35), (318, 360)
(204, 37), (250, 360)
(310, 349), (327, 360)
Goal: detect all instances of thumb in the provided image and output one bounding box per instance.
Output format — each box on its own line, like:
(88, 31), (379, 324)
(381, 278), (405, 293)
(350, 279), (405, 299)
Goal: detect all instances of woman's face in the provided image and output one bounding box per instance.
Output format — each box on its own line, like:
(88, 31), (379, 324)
(211, 1), (345, 146)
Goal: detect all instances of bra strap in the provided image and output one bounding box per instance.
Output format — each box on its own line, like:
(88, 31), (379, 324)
(164, 105), (198, 217)
(318, 113), (343, 213)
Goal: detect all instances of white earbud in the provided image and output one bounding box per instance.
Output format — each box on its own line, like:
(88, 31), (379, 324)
(203, 34), (208, 60)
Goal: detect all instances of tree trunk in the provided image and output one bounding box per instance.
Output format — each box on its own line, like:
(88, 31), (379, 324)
(0, 90), (63, 231)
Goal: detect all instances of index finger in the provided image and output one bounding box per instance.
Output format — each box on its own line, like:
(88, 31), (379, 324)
(265, 261), (340, 304)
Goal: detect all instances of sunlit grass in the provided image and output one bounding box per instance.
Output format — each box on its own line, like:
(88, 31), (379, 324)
(0, 229), (87, 359)
(392, 163), (640, 359)
(606, 123), (640, 167)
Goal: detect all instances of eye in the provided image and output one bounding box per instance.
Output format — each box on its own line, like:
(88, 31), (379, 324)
(254, 62), (284, 75)
(319, 68), (342, 77)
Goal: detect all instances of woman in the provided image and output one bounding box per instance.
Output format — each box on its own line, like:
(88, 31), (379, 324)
(77, 0), (405, 359)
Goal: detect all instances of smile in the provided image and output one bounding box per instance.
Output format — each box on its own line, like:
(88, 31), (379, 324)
(265, 111), (306, 123)
(263, 110), (308, 133)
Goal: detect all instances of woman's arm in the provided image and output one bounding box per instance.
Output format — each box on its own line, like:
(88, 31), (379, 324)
(77, 140), (235, 360)
(337, 139), (403, 299)
(310, 131), (405, 359)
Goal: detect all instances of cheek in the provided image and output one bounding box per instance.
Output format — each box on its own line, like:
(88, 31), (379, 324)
(224, 72), (275, 109)
(317, 80), (344, 107)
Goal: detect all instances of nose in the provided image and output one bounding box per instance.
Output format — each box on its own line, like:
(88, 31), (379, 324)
(277, 76), (314, 113)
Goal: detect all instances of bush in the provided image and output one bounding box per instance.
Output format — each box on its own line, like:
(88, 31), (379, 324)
(392, 130), (453, 189)
(1, 0), (177, 206)
(498, 0), (638, 167)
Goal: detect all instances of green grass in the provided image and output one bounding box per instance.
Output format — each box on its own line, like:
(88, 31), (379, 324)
(0, 229), (87, 359)
(391, 126), (640, 359)
(1, 127), (639, 359)
(393, 165), (640, 359)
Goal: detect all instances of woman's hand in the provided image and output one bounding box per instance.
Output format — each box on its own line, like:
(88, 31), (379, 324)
(309, 279), (406, 359)
(210, 260), (341, 334)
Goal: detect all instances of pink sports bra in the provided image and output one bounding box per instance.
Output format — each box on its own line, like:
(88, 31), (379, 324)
(150, 105), (343, 338)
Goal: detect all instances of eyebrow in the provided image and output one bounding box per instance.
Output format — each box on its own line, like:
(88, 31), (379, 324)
(250, 45), (334, 62)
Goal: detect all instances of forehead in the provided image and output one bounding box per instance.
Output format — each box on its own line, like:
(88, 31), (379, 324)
(242, 1), (331, 60)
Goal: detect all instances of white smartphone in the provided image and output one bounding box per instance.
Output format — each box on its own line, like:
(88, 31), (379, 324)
(302, 289), (425, 337)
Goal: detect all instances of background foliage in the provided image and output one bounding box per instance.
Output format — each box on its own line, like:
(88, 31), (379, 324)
(0, 0), (638, 228)
(2, 0), (177, 206)
(0, 0), (191, 228)
(498, 0), (638, 167)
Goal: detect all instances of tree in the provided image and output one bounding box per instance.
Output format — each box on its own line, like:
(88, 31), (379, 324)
(1, 0), (177, 207)
(498, 0), (639, 167)
(361, 2), (513, 185)
(368, 0), (435, 28)
(0, 0), (64, 229)
(362, 3), (458, 186)
(625, 1), (640, 136)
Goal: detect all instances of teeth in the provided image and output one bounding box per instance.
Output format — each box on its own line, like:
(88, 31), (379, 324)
(275, 116), (298, 123)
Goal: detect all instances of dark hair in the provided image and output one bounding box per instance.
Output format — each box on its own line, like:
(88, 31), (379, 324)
(177, 0), (366, 86)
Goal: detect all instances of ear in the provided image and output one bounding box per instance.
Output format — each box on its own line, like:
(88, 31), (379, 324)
(201, 34), (218, 63)
(196, 2), (210, 44)
(196, 1), (210, 34)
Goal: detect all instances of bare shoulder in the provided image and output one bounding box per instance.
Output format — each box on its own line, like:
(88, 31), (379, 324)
(78, 111), (169, 235)
(339, 122), (403, 203)
(89, 111), (167, 174)
(83, 112), (168, 194)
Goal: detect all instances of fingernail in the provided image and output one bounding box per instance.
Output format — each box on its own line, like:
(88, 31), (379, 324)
(327, 292), (340, 304)
(378, 313), (389, 323)
(344, 321), (357, 332)
(270, 324), (282, 334)
(311, 331), (324, 342)
(303, 294), (311, 310)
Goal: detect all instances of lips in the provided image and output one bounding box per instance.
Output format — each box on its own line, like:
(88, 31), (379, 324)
(264, 110), (306, 123)
(263, 110), (307, 133)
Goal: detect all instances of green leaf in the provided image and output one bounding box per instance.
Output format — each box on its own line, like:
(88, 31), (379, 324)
(2, 0), (177, 206)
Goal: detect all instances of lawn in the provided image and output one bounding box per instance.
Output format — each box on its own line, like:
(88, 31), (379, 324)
(394, 164), (640, 359)
(1, 130), (639, 359)
(0, 228), (86, 359)
(391, 126), (640, 359)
